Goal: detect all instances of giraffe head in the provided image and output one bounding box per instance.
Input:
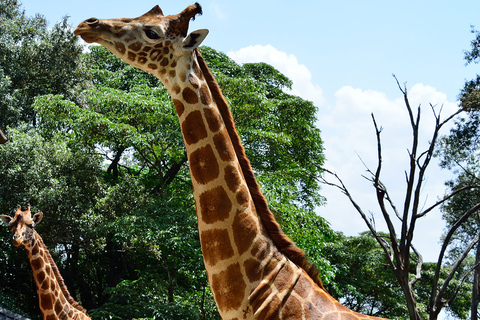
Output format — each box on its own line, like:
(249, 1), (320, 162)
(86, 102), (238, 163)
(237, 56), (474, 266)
(1, 205), (43, 248)
(74, 3), (209, 77)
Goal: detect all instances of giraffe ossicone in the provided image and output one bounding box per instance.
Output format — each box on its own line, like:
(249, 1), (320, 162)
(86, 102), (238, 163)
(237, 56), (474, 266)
(1, 205), (91, 320)
(75, 3), (390, 319)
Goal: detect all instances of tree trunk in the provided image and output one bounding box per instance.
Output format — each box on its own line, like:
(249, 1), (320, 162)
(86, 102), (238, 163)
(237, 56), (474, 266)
(472, 241), (480, 320)
(0, 127), (7, 144)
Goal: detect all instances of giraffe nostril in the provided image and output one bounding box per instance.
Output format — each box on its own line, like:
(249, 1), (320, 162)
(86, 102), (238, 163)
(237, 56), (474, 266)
(86, 18), (99, 25)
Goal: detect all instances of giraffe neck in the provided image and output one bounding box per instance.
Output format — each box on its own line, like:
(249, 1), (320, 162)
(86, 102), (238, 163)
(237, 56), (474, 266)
(25, 231), (90, 320)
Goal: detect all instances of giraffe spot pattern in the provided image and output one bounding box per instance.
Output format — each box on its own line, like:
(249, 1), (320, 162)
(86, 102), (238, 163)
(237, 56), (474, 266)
(280, 295), (303, 319)
(251, 238), (271, 261)
(148, 63), (158, 70)
(189, 74), (199, 89)
(243, 258), (262, 283)
(211, 263), (246, 313)
(204, 107), (221, 132)
(192, 60), (205, 80)
(127, 51), (136, 61)
(182, 87), (199, 105)
(150, 49), (162, 61)
(31, 256), (44, 270)
(273, 262), (295, 293)
(172, 83), (181, 95)
(115, 42), (126, 55)
(199, 186), (232, 224)
(181, 110), (207, 145)
(169, 70), (176, 78)
(138, 57), (147, 65)
(160, 57), (170, 67)
(200, 228), (235, 267)
(232, 210), (257, 255)
(128, 42), (142, 51)
(40, 293), (53, 311)
(224, 165), (242, 192)
(172, 99), (184, 117)
(179, 71), (186, 82)
(236, 185), (250, 208)
(213, 130), (235, 162)
(37, 270), (46, 283)
(31, 243), (39, 256)
(200, 83), (212, 106)
(189, 144), (220, 185)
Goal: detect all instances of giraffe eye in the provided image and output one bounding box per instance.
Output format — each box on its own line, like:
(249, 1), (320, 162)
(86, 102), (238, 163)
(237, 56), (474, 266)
(145, 29), (160, 40)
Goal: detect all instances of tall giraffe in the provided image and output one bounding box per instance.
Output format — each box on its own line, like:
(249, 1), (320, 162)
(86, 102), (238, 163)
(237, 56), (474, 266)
(74, 4), (389, 319)
(0, 206), (91, 320)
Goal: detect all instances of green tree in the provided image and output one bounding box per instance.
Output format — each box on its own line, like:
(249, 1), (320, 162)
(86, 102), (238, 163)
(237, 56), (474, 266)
(436, 26), (480, 320)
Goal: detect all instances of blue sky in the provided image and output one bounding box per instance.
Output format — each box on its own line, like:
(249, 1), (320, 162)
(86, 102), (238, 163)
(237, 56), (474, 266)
(20, 0), (480, 269)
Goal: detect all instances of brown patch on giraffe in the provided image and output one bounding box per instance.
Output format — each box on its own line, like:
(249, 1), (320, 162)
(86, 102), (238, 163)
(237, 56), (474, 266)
(159, 69), (167, 76)
(154, 43), (163, 48)
(163, 47), (170, 55)
(273, 263), (295, 293)
(182, 87), (199, 104)
(213, 129), (235, 162)
(199, 186), (232, 224)
(232, 210), (257, 255)
(179, 71), (186, 82)
(172, 83), (181, 95)
(128, 42), (142, 52)
(40, 293), (53, 311)
(250, 282), (273, 313)
(31, 243), (39, 256)
(114, 42), (126, 55)
(142, 46), (152, 52)
(188, 74), (199, 89)
(138, 57), (147, 65)
(211, 263), (246, 313)
(225, 165), (242, 192)
(150, 49), (162, 61)
(251, 238), (271, 261)
(200, 83), (212, 106)
(172, 99), (184, 117)
(236, 185), (250, 208)
(54, 300), (63, 314)
(192, 60), (205, 80)
(160, 57), (170, 67)
(280, 295), (303, 320)
(169, 70), (176, 78)
(189, 144), (220, 185)
(200, 228), (234, 267)
(45, 314), (55, 320)
(41, 278), (49, 290)
(127, 51), (136, 61)
(256, 296), (281, 320)
(243, 258), (262, 283)
(204, 107), (221, 132)
(37, 270), (46, 283)
(171, 60), (177, 68)
(148, 63), (158, 70)
(31, 256), (43, 270)
(181, 110), (207, 145)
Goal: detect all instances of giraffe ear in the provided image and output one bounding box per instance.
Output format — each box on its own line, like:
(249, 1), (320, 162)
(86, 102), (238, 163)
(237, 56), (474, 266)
(32, 212), (43, 227)
(182, 29), (209, 50)
(0, 215), (12, 226)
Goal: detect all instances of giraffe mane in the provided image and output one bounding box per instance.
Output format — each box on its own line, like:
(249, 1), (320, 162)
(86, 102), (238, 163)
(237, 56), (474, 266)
(33, 230), (89, 314)
(195, 49), (324, 290)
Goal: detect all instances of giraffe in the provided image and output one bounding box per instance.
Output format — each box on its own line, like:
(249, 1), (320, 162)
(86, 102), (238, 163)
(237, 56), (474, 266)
(0, 205), (91, 320)
(74, 4), (390, 319)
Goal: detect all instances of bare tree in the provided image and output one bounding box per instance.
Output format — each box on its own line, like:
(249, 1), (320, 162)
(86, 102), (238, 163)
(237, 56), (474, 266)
(0, 128), (7, 144)
(320, 77), (480, 320)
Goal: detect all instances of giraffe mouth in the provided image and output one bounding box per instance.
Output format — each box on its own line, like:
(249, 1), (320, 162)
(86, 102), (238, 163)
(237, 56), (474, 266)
(74, 31), (100, 44)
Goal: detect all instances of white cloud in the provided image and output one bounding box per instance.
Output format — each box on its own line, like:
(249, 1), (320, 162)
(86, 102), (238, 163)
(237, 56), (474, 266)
(227, 45), (325, 107)
(210, 2), (226, 20)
